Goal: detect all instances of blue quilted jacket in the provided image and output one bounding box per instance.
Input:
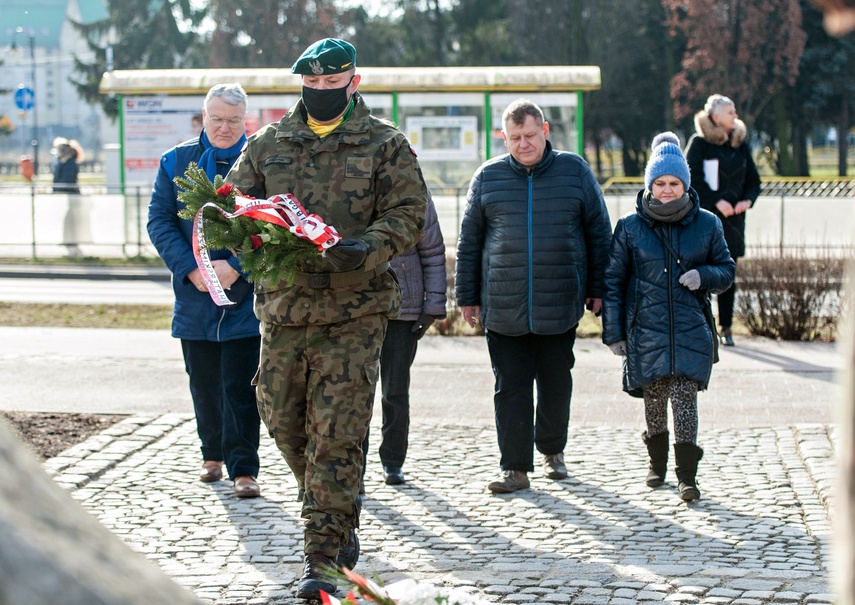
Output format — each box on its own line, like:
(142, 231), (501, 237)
(147, 137), (259, 342)
(602, 188), (735, 394)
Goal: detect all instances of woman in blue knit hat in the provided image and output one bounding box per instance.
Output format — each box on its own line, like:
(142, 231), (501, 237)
(601, 132), (735, 502)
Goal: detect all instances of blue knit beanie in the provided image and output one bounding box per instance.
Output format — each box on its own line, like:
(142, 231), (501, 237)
(644, 132), (690, 190)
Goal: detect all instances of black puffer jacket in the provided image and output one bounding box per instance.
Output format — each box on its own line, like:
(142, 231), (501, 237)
(455, 141), (613, 336)
(685, 112), (761, 258)
(602, 188), (735, 394)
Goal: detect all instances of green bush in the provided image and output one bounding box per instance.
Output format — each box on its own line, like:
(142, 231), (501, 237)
(433, 252), (603, 338)
(735, 248), (848, 342)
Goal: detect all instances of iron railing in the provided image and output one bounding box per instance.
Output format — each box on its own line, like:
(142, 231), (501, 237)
(1, 179), (853, 260)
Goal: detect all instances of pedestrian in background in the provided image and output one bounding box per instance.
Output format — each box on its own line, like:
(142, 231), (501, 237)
(53, 137), (87, 255)
(52, 137), (82, 194)
(364, 193), (447, 486)
(225, 38), (427, 600)
(147, 83), (262, 500)
(455, 98), (613, 495)
(685, 94), (760, 347)
(602, 133), (735, 502)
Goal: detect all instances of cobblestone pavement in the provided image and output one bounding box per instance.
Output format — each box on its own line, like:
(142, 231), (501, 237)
(45, 414), (837, 604)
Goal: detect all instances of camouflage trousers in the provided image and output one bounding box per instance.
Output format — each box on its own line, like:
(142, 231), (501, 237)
(256, 314), (386, 557)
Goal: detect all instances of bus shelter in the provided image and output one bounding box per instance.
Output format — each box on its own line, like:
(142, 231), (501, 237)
(99, 66), (601, 190)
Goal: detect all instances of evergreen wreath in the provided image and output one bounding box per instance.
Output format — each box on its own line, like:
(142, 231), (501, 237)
(175, 162), (320, 285)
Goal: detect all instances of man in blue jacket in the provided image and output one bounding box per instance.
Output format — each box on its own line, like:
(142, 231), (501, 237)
(147, 83), (262, 498)
(455, 98), (612, 494)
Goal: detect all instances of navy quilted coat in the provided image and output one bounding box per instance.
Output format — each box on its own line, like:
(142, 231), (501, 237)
(455, 141), (613, 337)
(601, 188), (735, 394)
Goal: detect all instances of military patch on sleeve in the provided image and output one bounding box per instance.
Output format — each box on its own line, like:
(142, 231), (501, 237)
(345, 156), (373, 178)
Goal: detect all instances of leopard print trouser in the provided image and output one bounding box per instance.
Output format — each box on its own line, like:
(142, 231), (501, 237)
(642, 375), (698, 444)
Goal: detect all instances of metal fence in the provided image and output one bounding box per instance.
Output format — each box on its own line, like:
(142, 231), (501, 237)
(0, 180), (853, 259)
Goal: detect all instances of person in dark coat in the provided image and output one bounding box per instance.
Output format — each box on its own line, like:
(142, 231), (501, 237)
(147, 83), (262, 499)
(685, 95), (761, 347)
(364, 193), (447, 486)
(52, 137), (81, 194)
(455, 98), (613, 494)
(602, 133), (735, 502)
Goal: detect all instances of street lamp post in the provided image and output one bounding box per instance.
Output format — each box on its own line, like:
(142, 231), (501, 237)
(12, 27), (39, 175)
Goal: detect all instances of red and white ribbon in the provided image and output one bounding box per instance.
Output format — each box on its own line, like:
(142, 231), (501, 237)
(191, 193), (342, 306)
(235, 193), (342, 250)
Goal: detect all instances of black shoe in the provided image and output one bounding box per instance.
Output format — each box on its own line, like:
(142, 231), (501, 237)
(722, 330), (735, 347)
(336, 529), (360, 569)
(678, 481), (701, 501)
(295, 553), (337, 600)
(383, 465), (405, 485)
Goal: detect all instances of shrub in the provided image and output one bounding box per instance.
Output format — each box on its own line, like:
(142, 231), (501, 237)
(431, 251), (603, 338)
(735, 247), (848, 342)
(432, 251), (484, 336)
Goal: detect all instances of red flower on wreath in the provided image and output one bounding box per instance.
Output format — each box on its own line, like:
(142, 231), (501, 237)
(216, 183), (235, 197)
(250, 234), (264, 250)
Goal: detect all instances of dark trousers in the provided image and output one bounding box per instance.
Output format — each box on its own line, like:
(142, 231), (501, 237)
(181, 336), (261, 479)
(717, 257), (738, 330)
(378, 319), (419, 467)
(361, 319), (419, 469)
(485, 328), (576, 472)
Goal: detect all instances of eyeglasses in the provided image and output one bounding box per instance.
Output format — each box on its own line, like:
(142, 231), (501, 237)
(207, 115), (245, 129)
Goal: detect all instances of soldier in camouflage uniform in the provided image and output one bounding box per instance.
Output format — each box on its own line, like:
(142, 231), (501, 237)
(225, 38), (427, 600)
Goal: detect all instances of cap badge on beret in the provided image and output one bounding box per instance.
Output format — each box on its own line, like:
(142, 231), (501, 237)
(292, 38), (356, 76)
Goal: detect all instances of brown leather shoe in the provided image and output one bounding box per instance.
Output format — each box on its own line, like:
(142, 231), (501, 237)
(233, 475), (261, 498)
(488, 470), (530, 494)
(200, 460), (223, 483)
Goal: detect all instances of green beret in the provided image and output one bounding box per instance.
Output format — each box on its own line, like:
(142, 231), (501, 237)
(291, 38), (357, 76)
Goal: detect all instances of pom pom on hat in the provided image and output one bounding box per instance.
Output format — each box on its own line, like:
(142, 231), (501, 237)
(644, 131), (690, 190)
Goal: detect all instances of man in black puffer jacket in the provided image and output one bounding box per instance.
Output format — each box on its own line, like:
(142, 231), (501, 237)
(455, 98), (613, 494)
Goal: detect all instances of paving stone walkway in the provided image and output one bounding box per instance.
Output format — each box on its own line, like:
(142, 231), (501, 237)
(45, 415), (837, 604)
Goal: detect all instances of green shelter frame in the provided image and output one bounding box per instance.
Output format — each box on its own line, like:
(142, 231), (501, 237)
(101, 65), (601, 159)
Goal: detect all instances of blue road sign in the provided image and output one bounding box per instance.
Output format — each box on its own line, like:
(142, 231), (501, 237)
(14, 86), (35, 111)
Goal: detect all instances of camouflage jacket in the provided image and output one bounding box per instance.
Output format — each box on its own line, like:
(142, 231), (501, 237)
(226, 93), (427, 326)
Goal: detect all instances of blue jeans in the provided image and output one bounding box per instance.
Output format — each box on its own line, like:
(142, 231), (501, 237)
(485, 328), (576, 472)
(181, 336), (261, 479)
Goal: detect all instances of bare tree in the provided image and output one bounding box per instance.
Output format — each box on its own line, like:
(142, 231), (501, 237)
(664, 0), (807, 125)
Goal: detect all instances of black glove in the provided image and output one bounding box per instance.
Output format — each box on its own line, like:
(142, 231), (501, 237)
(411, 313), (436, 340)
(323, 238), (368, 272)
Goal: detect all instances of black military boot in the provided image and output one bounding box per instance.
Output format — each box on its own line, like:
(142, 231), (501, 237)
(642, 431), (669, 487)
(336, 529), (360, 570)
(295, 553), (337, 600)
(673, 442), (704, 501)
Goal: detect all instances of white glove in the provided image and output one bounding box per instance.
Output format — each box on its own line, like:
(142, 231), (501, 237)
(679, 269), (701, 291)
(608, 340), (627, 356)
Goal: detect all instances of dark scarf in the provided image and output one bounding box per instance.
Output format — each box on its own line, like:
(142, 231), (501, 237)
(198, 131), (247, 180)
(641, 190), (692, 223)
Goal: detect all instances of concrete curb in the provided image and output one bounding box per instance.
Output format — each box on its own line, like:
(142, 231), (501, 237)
(0, 264), (171, 281)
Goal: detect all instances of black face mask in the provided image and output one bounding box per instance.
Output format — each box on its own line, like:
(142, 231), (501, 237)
(302, 79), (353, 122)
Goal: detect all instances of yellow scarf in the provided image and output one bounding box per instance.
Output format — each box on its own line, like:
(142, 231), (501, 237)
(307, 115), (345, 138)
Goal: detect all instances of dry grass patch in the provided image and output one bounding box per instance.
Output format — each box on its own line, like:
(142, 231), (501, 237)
(0, 302), (172, 330)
